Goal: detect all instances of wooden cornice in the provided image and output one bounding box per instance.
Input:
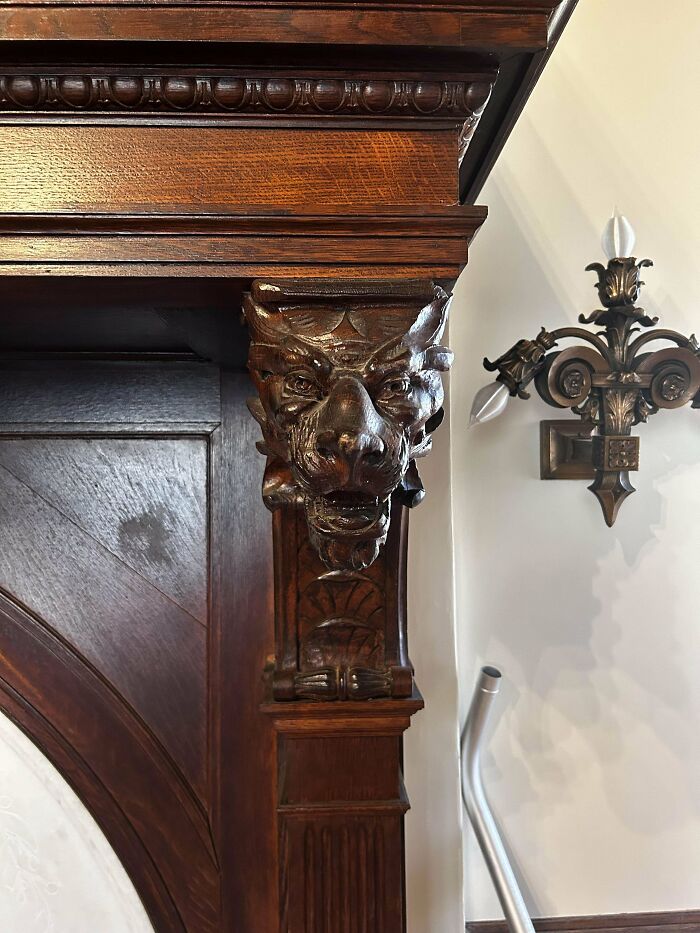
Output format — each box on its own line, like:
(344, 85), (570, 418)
(0, 1), (579, 206)
(460, 0), (578, 200)
(0, 207), (487, 280)
(0, 3), (560, 51)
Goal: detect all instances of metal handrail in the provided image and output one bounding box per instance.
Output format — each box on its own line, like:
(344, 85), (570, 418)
(461, 666), (535, 933)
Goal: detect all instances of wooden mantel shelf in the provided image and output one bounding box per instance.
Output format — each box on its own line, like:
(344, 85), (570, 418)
(0, 2), (577, 931)
(0, 1), (562, 49)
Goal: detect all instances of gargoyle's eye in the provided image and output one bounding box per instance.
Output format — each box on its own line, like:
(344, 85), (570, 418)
(378, 376), (412, 401)
(284, 373), (321, 398)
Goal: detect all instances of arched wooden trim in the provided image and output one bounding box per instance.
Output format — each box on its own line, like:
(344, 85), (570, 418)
(0, 591), (220, 933)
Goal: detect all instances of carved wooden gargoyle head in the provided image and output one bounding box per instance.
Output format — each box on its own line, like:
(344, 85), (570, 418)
(244, 280), (452, 571)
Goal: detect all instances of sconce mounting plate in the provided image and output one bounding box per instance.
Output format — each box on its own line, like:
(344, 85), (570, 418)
(540, 420), (595, 481)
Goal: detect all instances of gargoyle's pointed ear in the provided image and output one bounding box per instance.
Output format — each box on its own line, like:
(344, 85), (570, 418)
(403, 287), (451, 351)
(243, 286), (292, 343)
(378, 286), (453, 365)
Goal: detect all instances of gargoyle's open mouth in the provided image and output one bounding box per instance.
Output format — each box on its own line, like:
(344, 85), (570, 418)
(306, 492), (389, 535)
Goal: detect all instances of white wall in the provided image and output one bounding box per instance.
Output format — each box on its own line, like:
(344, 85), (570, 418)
(0, 712), (153, 932)
(405, 393), (465, 933)
(451, 0), (700, 920)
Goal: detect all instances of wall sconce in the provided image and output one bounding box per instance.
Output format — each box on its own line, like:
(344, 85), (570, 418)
(471, 213), (700, 526)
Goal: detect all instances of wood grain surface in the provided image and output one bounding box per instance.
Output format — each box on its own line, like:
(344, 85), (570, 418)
(0, 360), (278, 931)
(0, 6), (552, 50)
(0, 125), (458, 213)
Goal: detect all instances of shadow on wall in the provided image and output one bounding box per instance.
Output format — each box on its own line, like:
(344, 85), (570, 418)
(451, 86), (700, 917)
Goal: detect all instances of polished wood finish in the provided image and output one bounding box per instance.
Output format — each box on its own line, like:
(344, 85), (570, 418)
(0, 2), (575, 929)
(0, 352), (276, 931)
(266, 694), (422, 933)
(0, 3), (559, 49)
(0, 126), (458, 210)
(467, 910), (700, 933)
(0, 208), (487, 280)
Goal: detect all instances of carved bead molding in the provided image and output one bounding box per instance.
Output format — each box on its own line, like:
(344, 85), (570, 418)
(0, 74), (494, 120)
(244, 279), (452, 573)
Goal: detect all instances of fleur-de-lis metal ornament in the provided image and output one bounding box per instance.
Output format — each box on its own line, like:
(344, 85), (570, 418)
(471, 212), (700, 525)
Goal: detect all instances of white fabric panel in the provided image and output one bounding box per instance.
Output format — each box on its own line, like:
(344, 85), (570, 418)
(0, 712), (153, 933)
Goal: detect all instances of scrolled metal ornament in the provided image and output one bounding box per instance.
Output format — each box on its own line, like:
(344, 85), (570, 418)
(483, 327), (556, 398)
(479, 249), (700, 526)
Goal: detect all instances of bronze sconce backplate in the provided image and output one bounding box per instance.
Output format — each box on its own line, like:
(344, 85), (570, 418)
(482, 255), (700, 525)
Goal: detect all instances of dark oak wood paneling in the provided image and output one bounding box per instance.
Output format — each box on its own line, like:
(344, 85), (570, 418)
(211, 372), (279, 931)
(0, 593), (217, 932)
(268, 697), (422, 933)
(0, 442), (209, 794)
(0, 360), (278, 932)
(0, 361), (221, 422)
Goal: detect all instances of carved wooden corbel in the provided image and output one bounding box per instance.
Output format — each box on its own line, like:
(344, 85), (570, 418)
(244, 279), (452, 701)
(244, 279), (452, 571)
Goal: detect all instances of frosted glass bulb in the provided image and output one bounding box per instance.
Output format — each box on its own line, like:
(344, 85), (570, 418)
(469, 381), (510, 426)
(601, 209), (636, 260)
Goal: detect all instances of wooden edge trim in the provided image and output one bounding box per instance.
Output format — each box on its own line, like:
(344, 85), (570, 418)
(262, 692), (424, 736)
(279, 799), (410, 818)
(461, 0), (579, 202)
(466, 910), (700, 933)
(0, 1), (563, 10)
(0, 262), (465, 279)
(0, 8), (551, 51)
(0, 207), (488, 238)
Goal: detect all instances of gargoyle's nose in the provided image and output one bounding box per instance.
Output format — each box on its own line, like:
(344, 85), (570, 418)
(314, 377), (387, 472)
(316, 429), (385, 465)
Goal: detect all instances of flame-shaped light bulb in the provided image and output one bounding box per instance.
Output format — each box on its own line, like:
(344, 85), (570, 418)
(469, 380), (510, 427)
(601, 209), (636, 260)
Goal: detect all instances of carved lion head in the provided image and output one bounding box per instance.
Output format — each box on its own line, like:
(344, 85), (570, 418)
(244, 280), (452, 570)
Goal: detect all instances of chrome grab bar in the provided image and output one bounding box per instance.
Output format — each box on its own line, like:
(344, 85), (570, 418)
(461, 666), (535, 933)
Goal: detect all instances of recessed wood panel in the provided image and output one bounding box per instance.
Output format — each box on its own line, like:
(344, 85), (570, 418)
(0, 361), (221, 422)
(0, 436), (209, 622)
(0, 359), (279, 932)
(0, 126), (458, 213)
(0, 433), (210, 795)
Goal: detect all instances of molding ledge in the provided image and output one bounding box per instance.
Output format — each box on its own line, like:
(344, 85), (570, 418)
(0, 73), (494, 120)
(467, 910), (700, 933)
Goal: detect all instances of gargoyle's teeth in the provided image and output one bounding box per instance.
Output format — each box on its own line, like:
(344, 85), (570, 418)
(306, 494), (389, 534)
(324, 491), (379, 509)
